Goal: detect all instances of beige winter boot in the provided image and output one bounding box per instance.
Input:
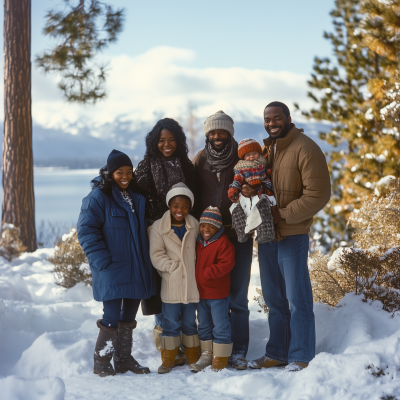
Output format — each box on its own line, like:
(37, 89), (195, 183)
(190, 340), (213, 373)
(182, 334), (200, 366)
(211, 342), (233, 371)
(158, 336), (181, 374)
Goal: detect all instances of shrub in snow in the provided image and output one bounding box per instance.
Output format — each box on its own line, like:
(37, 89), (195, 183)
(309, 251), (354, 307)
(310, 179), (400, 312)
(48, 229), (91, 289)
(253, 288), (269, 315)
(0, 223), (27, 261)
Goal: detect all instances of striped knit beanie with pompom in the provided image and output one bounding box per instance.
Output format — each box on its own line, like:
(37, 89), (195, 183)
(238, 138), (262, 160)
(200, 206), (223, 229)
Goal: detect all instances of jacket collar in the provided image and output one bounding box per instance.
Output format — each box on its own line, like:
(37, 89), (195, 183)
(263, 124), (304, 153)
(158, 210), (194, 235)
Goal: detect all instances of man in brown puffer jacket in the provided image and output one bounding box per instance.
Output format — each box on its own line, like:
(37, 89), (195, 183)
(248, 102), (331, 372)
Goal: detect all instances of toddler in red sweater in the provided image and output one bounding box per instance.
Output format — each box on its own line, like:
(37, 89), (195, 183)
(190, 206), (235, 373)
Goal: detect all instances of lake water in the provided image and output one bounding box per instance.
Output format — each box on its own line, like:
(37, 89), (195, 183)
(0, 168), (99, 228)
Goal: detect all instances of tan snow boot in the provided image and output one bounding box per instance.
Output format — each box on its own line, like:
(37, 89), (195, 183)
(158, 336), (180, 374)
(182, 334), (200, 366)
(248, 355), (288, 369)
(114, 320), (150, 374)
(211, 342), (232, 371)
(93, 319), (118, 377)
(190, 340), (213, 373)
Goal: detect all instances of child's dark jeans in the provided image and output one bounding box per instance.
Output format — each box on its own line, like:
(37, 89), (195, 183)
(197, 297), (231, 344)
(162, 302), (197, 337)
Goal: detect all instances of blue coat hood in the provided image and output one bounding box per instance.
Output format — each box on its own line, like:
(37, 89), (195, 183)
(77, 183), (157, 301)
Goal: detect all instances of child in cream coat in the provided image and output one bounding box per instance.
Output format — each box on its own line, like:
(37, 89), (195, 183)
(149, 182), (200, 374)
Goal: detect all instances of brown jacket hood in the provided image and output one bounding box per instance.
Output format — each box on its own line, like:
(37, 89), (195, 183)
(262, 124), (331, 240)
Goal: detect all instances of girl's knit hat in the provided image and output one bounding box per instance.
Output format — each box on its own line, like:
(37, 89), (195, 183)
(165, 182), (194, 207)
(238, 138), (262, 160)
(200, 206), (223, 229)
(107, 149), (133, 174)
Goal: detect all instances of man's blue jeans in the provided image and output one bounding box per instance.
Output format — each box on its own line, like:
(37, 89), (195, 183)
(197, 297), (231, 344)
(228, 237), (253, 356)
(258, 233), (315, 364)
(162, 302), (197, 337)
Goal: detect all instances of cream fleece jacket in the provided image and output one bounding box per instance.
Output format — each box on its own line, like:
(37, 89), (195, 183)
(149, 211), (199, 304)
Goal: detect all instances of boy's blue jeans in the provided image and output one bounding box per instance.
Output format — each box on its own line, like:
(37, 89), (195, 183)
(162, 302), (197, 337)
(258, 233), (315, 364)
(197, 297), (231, 344)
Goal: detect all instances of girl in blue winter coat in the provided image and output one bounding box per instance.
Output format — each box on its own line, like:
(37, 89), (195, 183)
(77, 149), (157, 377)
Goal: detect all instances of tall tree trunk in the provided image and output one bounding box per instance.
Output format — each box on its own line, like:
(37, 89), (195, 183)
(3, 0), (36, 251)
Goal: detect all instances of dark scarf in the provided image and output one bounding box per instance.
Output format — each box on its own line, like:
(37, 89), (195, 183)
(205, 136), (238, 173)
(150, 156), (185, 198)
(197, 226), (224, 247)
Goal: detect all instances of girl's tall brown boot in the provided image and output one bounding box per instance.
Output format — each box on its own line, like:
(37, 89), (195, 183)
(93, 319), (118, 377)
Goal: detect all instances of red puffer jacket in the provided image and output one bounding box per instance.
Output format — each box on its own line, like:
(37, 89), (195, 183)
(195, 234), (235, 299)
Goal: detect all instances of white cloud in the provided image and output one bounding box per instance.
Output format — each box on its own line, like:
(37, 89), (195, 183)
(4, 46), (313, 134)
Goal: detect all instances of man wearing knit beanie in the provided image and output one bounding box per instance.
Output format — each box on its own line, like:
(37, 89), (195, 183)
(193, 111), (254, 371)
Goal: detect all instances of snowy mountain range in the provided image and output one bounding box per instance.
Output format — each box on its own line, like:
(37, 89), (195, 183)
(25, 119), (332, 169)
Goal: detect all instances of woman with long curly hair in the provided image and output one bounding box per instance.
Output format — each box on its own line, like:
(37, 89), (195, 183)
(134, 118), (196, 358)
(77, 149), (157, 377)
(134, 118), (196, 224)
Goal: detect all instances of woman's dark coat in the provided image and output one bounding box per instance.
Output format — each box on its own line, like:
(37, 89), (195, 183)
(77, 184), (157, 302)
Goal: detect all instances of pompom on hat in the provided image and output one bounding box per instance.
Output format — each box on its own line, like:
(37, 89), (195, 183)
(238, 138), (262, 160)
(165, 182), (194, 208)
(107, 149), (133, 174)
(203, 110), (234, 137)
(200, 206), (223, 229)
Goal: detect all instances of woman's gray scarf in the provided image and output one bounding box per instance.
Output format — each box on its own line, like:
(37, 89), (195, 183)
(150, 156), (186, 198)
(205, 136), (238, 173)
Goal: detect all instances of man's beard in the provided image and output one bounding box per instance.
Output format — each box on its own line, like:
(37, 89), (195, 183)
(267, 120), (291, 139)
(207, 137), (230, 152)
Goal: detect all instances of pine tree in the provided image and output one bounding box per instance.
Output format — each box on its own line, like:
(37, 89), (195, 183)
(36, 0), (125, 104)
(298, 0), (400, 247)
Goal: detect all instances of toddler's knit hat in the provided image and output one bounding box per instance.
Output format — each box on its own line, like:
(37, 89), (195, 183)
(165, 182), (194, 208)
(238, 138), (262, 160)
(203, 110), (234, 137)
(200, 206), (223, 229)
(107, 149), (133, 174)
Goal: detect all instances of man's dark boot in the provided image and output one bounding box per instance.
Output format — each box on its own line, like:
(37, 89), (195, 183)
(93, 319), (118, 377)
(232, 204), (251, 243)
(255, 196), (275, 244)
(114, 320), (150, 374)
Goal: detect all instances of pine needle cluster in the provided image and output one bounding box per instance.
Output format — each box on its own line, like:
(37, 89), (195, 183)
(0, 224), (27, 262)
(48, 228), (92, 288)
(36, 0), (125, 103)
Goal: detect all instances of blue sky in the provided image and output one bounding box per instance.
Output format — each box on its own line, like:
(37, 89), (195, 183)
(1, 0), (336, 132)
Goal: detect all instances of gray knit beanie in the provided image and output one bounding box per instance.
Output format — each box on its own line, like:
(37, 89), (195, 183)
(165, 182), (195, 208)
(203, 110), (234, 137)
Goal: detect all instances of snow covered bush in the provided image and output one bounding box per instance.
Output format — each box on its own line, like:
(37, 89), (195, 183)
(310, 179), (400, 312)
(308, 250), (353, 307)
(253, 288), (269, 315)
(0, 223), (27, 261)
(48, 229), (91, 289)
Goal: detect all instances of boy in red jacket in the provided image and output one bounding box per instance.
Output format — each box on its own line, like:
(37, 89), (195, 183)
(190, 206), (235, 373)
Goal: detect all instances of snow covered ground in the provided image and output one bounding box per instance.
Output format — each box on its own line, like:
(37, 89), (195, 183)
(1, 249), (400, 400)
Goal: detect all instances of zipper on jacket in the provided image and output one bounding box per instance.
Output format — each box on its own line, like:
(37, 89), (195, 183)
(212, 175), (220, 207)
